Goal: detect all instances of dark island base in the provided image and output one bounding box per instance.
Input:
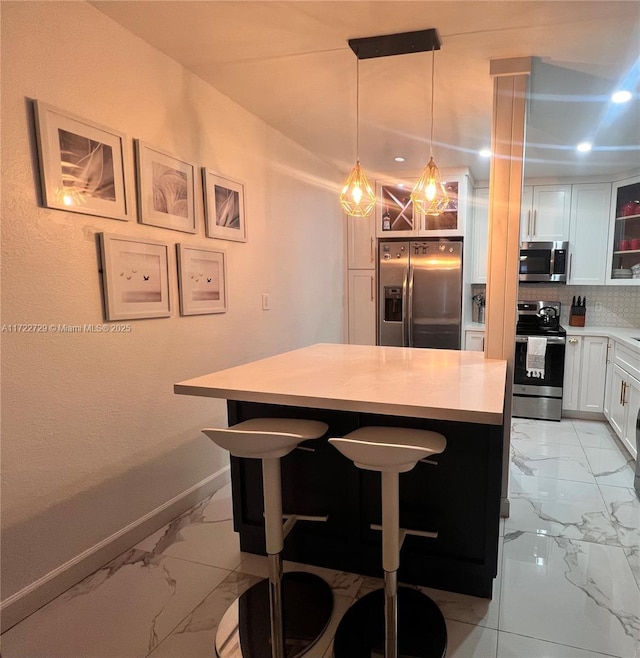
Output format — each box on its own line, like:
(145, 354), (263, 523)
(229, 401), (504, 599)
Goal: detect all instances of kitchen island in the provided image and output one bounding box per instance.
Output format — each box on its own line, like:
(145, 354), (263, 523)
(175, 343), (508, 598)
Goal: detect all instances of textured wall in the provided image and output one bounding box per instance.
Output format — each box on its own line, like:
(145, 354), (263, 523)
(1, 2), (344, 599)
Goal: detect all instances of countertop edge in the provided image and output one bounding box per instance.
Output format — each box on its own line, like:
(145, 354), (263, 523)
(174, 383), (504, 426)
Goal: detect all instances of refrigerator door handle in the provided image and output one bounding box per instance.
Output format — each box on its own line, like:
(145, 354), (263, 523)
(407, 265), (415, 347)
(401, 268), (409, 347)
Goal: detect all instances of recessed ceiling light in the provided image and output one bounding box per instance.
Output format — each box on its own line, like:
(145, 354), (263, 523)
(611, 90), (632, 104)
(576, 142), (592, 152)
(397, 183), (405, 188)
(394, 156), (405, 162)
(479, 148), (491, 158)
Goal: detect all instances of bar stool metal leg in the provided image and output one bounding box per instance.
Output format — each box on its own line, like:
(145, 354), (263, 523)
(263, 457), (285, 658)
(382, 471), (400, 658)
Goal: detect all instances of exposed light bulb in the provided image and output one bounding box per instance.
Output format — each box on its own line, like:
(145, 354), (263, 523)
(611, 90), (632, 104)
(411, 157), (449, 216)
(340, 161), (375, 217)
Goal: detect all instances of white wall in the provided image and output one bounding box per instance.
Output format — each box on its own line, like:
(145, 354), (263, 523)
(0, 1), (344, 608)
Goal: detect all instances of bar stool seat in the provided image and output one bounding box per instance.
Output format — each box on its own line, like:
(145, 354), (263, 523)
(330, 426), (447, 658)
(203, 418), (333, 658)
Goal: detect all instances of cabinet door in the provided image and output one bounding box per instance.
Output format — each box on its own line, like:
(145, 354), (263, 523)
(603, 341), (614, 420)
(578, 336), (608, 413)
(609, 364), (627, 439)
(520, 186), (534, 241)
(621, 375), (640, 459)
(347, 214), (376, 269)
(605, 175), (640, 287)
(417, 172), (469, 237)
(470, 188), (489, 283)
(531, 185), (571, 241)
(568, 183), (611, 285)
(465, 330), (485, 352)
(562, 336), (582, 412)
(348, 270), (376, 345)
(376, 179), (419, 238)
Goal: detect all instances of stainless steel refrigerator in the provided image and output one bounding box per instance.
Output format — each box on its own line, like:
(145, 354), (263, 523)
(378, 239), (463, 349)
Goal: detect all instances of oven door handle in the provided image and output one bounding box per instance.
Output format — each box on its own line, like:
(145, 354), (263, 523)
(515, 336), (566, 345)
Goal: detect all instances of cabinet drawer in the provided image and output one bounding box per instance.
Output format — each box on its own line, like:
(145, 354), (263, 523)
(614, 343), (640, 381)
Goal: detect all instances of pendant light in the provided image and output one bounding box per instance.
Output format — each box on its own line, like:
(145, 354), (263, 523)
(411, 46), (449, 216)
(340, 56), (375, 217)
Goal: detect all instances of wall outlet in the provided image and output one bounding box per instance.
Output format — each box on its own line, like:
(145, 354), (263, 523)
(262, 292), (271, 310)
(594, 302), (602, 312)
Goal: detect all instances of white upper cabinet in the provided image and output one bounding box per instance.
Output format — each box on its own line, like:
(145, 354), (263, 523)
(470, 188), (489, 284)
(520, 184), (571, 242)
(605, 175), (640, 286)
(375, 169), (470, 238)
(347, 214), (376, 270)
(567, 183), (611, 285)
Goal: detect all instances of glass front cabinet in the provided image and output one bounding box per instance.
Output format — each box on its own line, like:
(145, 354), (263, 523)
(606, 176), (640, 285)
(375, 169), (470, 238)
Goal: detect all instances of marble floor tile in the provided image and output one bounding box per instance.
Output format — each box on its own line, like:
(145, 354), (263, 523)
(418, 537), (503, 630)
(445, 619), (498, 658)
(573, 419), (623, 450)
(499, 530), (640, 657)
(496, 631), (619, 657)
(584, 447), (637, 488)
(511, 438), (596, 484)
(512, 417), (581, 446)
(598, 484), (640, 548)
(148, 570), (260, 658)
(506, 474), (619, 544)
(2, 549), (231, 658)
(135, 486), (242, 571)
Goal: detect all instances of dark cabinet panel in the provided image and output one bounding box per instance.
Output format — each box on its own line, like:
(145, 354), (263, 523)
(229, 401), (503, 598)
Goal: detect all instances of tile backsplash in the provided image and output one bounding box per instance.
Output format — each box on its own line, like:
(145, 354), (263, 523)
(471, 284), (640, 328)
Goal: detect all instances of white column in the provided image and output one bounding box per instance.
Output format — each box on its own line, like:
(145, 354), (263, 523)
(486, 57), (531, 516)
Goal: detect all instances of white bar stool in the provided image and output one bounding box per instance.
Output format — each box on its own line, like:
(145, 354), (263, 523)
(329, 426), (448, 658)
(202, 418), (333, 658)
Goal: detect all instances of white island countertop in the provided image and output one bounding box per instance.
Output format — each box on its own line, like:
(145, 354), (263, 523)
(175, 343), (508, 425)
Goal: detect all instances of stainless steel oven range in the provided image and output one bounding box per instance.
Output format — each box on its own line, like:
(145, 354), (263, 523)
(512, 300), (566, 422)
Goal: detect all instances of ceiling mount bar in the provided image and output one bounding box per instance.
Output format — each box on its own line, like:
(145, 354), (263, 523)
(348, 28), (441, 60)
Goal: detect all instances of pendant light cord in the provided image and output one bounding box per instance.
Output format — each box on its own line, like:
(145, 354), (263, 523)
(356, 56), (360, 162)
(430, 46), (435, 158)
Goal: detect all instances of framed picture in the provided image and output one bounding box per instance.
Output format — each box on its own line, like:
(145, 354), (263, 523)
(203, 169), (247, 242)
(33, 101), (134, 221)
(135, 140), (197, 233)
(99, 233), (171, 321)
(176, 244), (228, 315)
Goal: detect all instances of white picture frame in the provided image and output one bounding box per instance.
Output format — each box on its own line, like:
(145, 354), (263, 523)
(177, 244), (228, 315)
(34, 101), (134, 221)
(203, 169), (247, 242)
(135, 140), (197, 233)
(99, 233), (171, 321)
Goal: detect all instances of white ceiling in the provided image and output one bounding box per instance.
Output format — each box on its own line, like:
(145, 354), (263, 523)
(92, 1), (640, 183)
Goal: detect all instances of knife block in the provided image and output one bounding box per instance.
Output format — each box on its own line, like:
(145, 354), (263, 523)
(569, 310), (585, 327)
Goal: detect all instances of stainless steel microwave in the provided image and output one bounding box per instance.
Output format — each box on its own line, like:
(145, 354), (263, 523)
(519, 241), (568, 283)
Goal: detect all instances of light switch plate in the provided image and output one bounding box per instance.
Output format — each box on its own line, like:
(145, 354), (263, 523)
(262, 293), (270, 310)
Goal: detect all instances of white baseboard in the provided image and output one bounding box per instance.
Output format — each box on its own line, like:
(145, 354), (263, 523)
(0, 466), (230, 633)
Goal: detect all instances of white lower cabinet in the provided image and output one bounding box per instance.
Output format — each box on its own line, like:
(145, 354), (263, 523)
(608, 344), (640, 458)
(348, 269), (376, 345)
(465, 330), (485, 352)
(562, 335), (608, 413)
